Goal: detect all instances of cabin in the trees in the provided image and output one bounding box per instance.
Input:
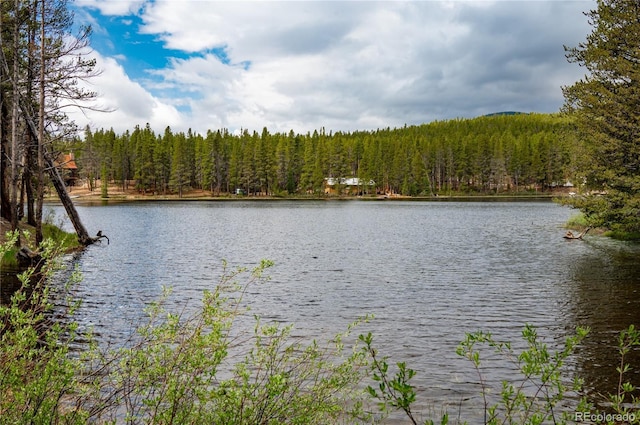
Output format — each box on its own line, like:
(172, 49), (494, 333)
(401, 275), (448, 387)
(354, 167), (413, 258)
(323, 177), (375, 195)
(55, 152), (79, 187)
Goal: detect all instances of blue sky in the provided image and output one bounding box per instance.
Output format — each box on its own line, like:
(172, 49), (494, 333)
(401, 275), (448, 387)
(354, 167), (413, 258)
(69, 0), (593, 135)
(88, 14), (184, 79)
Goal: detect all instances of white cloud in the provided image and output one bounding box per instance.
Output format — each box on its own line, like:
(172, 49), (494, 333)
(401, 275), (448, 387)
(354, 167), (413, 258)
(75, 0), (144, 16)
(72, 0), (593, 135)
(67, 52), (182, 133)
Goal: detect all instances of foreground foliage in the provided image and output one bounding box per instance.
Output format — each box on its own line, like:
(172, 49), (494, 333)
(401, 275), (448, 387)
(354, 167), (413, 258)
(0, 232), (84, 423)
(1, 235), (639, 424)
(1, 236), (374, 424)
(81, 260), (372, 424)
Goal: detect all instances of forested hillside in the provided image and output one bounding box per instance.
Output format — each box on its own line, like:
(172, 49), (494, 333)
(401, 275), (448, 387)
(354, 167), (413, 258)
(68, 113), (579, 197)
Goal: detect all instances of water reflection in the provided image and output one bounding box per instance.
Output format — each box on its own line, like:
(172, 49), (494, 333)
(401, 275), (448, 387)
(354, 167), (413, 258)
(1, 268), (23, 304)
(564, 237), (640, 405)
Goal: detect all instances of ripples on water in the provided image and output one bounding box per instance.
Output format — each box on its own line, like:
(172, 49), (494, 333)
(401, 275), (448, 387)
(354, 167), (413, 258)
(43, 200), (640, 420)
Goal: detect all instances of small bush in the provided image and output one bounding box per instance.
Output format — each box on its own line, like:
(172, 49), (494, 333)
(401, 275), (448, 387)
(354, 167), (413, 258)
(565, 212), (589, 229)
(455, 325), (592, 425)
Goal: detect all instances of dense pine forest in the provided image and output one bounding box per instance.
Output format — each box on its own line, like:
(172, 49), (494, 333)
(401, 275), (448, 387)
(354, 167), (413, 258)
(68, 113), (579, 197)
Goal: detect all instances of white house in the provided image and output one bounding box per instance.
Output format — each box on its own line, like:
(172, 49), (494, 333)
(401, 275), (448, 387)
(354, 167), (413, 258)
(323, 177), (375, 195)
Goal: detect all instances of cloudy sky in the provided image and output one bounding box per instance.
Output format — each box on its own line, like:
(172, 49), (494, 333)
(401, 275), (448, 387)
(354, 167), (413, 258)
(69, 0), (593, 135)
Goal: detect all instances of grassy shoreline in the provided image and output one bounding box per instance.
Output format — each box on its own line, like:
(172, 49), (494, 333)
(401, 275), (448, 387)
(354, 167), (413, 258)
(0, 218), (81, 268)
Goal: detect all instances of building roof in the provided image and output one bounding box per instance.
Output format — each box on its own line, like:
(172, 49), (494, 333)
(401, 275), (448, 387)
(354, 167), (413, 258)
(56, 153), (78, 170)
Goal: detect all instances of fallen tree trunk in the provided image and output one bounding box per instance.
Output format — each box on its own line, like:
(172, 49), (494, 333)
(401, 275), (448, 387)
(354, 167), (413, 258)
(16, 246), (43, 268)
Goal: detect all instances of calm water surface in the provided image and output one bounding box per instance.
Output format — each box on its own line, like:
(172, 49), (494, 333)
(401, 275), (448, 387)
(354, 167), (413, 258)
(44, 200), (640, 420)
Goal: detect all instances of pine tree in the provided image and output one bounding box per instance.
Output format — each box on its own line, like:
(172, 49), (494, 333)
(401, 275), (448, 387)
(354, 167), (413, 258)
(169, 128), (191, 198)
(133, 124), (155, 194)
(562, 0), (640, 234)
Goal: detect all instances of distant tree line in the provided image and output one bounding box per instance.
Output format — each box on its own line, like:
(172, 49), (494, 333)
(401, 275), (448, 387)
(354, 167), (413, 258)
(67, 113), (579, 197)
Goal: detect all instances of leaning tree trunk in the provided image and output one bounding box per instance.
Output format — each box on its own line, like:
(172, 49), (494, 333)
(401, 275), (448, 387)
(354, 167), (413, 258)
(43, 148), (93, 245)
(18, 99), (94, 246)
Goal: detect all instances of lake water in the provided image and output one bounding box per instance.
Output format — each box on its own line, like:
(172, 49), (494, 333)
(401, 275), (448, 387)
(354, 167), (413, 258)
(41, 200), (640, 420)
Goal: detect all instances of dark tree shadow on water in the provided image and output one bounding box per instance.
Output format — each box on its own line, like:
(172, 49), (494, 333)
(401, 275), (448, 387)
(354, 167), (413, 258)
(563, 238), (640, 406)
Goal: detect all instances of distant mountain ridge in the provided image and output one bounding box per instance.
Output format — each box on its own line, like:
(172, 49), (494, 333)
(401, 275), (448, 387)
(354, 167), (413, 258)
(483, 111), (528, 117)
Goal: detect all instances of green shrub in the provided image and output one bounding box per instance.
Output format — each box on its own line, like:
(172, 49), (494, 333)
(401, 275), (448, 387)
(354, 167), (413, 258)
(455, 325), (591, 425)
(0, 248), (374, 424)
(608, 325), (640, 420)
(88, 260), (373, 424)
(1, 246), (18, 268)
(0, 234), (85, 424)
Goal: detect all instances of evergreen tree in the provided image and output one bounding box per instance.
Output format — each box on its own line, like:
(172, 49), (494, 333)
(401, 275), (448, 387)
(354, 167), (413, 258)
(562, 0), (640, 234)
(154, 127), (170, 195)
(255, 127), (274, 195)
(133, 124), (155, 193)
(300, 131), (317, 193)
(113, 130), (132, 191)
(289, 133), (304, 193)
(169, 129), (191, 198)
(240, 130), (257, 195)
(228, 135), (242, 194)
(212, 130), (228, 194)
(274, 132), (289, 192)
(81, 126), (99, 191)
(194, 130), (208, 190)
